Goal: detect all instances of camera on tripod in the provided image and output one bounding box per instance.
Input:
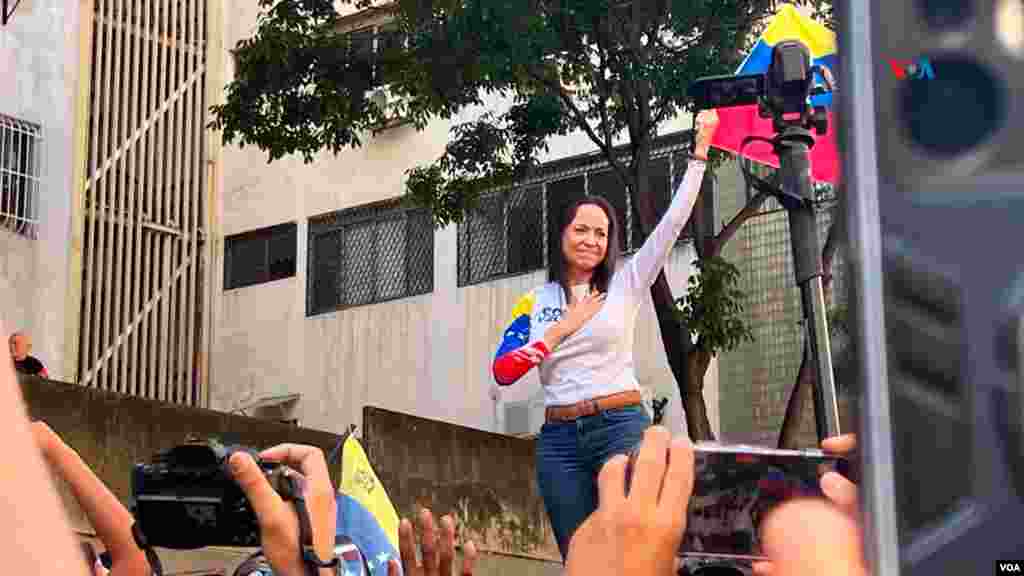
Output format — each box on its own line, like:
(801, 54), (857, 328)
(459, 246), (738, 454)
(130, 439), (289, 550)
(686, 38), (842, 444)
(687, 40), (831, 135)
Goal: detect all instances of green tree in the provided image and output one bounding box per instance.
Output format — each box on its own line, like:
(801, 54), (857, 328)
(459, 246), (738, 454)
(212, 0), (833, 440)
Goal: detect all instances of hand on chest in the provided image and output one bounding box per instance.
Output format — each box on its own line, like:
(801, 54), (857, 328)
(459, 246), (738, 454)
(534, 293), (625, 343)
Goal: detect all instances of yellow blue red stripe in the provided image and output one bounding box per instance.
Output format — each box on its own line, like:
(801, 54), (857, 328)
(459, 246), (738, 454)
(495, 291), (536, 360)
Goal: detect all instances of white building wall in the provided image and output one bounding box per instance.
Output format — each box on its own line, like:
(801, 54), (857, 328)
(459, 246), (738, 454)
(211, 2), (720, 438)
(0, 0), (82, 380)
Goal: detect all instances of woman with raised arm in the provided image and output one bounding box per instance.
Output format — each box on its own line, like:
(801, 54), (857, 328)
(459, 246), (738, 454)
(491, 110), (720, 560)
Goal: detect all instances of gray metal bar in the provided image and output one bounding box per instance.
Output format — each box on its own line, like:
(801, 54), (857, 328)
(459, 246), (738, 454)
(109, 0), (129, 392)
(152, 0), (170, 401)
(839, 0), (901, 573)
(122, 0), (142, 394)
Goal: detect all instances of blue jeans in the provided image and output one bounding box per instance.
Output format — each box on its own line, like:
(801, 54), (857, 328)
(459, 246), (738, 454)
(535, 404), (652, 560)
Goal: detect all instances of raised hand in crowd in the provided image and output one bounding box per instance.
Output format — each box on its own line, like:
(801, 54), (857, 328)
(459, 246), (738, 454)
(30, 420), (150, 576)
(389, 509), (478, 576)
(229, 444), (338, 576)
(566, 426), (694, 576)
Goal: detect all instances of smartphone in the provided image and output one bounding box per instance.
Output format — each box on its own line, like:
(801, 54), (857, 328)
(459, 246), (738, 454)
(626, 443), (850, 561)
(839, 1), (1024, 573)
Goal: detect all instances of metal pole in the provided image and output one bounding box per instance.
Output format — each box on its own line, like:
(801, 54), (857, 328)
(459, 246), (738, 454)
(776, 127), (841, 441)
(804, 274), (840, 439)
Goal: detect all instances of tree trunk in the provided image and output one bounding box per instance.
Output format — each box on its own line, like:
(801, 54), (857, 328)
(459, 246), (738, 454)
(626, 125), (702, 444)
(778, 341), (815, 448)
(684, 346), (715, 440)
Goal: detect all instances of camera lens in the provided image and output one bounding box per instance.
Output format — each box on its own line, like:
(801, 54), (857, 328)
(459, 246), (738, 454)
(918, 0), (974, 30)
(899, 54), (1005, 158)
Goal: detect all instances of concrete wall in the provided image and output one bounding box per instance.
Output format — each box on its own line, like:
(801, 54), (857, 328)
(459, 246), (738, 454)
(0, 0), (82, 381)
(19, 377), (565, 575)
(19, 376), (344, 527)
(19, 375), (344, 575)
(363, 405), (561, 568)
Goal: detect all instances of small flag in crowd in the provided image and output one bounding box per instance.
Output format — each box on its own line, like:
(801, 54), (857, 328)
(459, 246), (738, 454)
(337, 435), (402, 576)
(709, 4), (839, 184)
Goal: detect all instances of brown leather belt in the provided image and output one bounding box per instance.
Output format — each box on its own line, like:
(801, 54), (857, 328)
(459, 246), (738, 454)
(545, 390), (643, 423)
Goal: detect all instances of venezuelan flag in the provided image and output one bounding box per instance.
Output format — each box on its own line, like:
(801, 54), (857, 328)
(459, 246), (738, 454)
(337, 435), (403, 576)
(709, 4), (839, 184)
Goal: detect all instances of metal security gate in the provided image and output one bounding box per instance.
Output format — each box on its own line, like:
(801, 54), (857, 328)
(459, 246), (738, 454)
(78, 0), (209, 405)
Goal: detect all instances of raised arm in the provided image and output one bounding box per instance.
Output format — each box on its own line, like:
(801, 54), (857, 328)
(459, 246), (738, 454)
(31, 421), (149, 576)
(625, 110), (719, 291)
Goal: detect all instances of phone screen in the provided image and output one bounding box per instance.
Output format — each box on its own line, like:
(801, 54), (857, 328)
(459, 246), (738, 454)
(680, 446), (845, 560)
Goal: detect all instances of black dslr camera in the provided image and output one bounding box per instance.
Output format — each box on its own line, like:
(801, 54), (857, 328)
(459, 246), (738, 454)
(131, 439), (288, 549)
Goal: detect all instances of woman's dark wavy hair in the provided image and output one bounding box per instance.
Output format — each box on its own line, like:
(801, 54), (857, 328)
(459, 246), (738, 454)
(548, 195), (622, 302)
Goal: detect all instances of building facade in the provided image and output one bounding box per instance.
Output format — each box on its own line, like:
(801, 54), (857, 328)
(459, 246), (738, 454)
(3, 0), (775, 441)
(2, 0), (219, 404)
(0, 0), (83, 381)
(208, 2), (739, 438)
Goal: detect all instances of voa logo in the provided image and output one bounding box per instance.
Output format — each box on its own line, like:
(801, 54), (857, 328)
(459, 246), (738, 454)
(887, 56), (935, 80)
(998, 561), (1022, 573)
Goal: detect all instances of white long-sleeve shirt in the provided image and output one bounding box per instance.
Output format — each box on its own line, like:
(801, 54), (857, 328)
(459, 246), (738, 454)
(492, 159), (707, 407)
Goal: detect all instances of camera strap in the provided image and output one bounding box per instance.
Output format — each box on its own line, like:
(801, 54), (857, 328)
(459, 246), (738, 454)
(131, 521), (165, 576)
(278, 472), (340, 576)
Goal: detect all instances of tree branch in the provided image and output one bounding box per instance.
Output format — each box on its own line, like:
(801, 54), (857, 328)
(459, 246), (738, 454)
(707, 189), (771, 257)
(522, 65), (632, 189)
(588, 24), (630, 193)
(647, 99), (678, 135)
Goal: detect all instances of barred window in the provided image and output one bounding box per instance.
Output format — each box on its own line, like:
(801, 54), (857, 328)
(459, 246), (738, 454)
(0, 114), (42, 238)
(349, 23), (404, 90)
(457, 142), (707, 287)
(224, 222), (297, 290)
(457, 185), (544, 286)
(307, 201), (434, 315)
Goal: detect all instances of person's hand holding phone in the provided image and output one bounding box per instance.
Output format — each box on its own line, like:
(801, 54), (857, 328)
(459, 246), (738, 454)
(752, 434), (866, 576)
(565, 426), (694, 576)
(820, 434), (858, 518)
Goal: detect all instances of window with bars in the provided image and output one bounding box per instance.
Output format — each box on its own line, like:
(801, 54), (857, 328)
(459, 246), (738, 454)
(224, 222), (298, 290)
(457, 185), (545, 286)
(0, 114), (42, 238)
(307, 201), (434, 315)
(457, 148), (714, 287)
(349, 23), (404, 90)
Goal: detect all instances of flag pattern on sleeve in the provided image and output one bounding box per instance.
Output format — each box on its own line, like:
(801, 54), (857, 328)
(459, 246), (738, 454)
(493, 290), (549, 385)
